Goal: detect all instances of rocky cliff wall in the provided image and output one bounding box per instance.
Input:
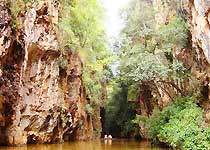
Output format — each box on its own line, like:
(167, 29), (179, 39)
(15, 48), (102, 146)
(0, 1), (101, 146)
(187, 0), (210, 85)
(187, 0), (210, 122)
(152, 0), (210, 108)
(137, 1), (210, 138)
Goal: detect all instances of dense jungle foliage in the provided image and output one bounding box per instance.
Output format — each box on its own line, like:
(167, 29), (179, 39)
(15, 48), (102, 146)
(133, 97), (210, 149)
(105, 0), (210, 149)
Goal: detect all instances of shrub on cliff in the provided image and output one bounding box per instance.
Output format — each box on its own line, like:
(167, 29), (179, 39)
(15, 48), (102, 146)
(134, 97), (210, 149)
(59, 0), (113, 108)
(158, 97), (209, 149)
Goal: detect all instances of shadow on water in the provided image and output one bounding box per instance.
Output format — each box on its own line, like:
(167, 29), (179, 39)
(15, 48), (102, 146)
(0, 139), (168, 150)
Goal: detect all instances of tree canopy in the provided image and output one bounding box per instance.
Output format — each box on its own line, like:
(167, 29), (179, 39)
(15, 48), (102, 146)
(59, 0), (113, 106)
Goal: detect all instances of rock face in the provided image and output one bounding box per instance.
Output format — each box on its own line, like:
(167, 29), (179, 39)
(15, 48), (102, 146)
(136, 0), (210, 137)
(0, 1), (101, 146)
(190, 0), (210, 64)
(153, 0), (210, 108)
(188, 0), (210, 81)
(187, 0), (210, 122)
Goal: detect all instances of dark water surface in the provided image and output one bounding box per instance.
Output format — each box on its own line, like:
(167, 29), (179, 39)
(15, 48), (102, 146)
(0, 139), (168, 150)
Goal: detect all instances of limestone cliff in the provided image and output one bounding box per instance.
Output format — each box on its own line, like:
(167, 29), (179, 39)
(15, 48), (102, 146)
(187, 0), (210, 122)
(151, 0), (210, 110)
(151, 0), (210, 122)
(0, 1), (101, 146)
(135, 0), (210, 138)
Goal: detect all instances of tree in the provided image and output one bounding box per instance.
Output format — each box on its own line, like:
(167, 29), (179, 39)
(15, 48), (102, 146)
(119, 0), (192, 99)
(59, 0), (113, 108)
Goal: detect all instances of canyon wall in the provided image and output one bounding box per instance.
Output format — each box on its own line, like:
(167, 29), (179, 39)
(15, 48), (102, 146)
(187, 0), (210, 122)
(151, 0), (210, 111)
(0, 1), (101, 146)
(136, 0), (210, 138)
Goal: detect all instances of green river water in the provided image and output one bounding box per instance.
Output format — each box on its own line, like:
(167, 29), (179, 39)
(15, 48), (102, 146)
(0, 139), (168, 150)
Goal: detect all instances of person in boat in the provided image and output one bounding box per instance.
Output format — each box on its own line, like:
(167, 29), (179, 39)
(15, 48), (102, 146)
(108, 135), (112, 145)
(104, 134), (112, 139)
(108, 135), (112, 139)
(104, 134), (112, 145)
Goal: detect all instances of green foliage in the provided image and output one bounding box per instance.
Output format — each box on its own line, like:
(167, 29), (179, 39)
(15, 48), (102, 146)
(117, 1), (194, 111)
(157, 16), (189, 52)
(59, 0), (105, 50)
(121, 0), (155, 38)
(59, 0), (112, 111)
(158, 98), (209, 149)
(134, 97), (210, 149)
(57, 56), (68, 69)
(118, 5), (198, 145)
(8, 0), (34, 16)
(119, 0), (189, 82)
(82, 68), (103, 107)
(127, 83), (138, 101)
(84, 103), (94, 115)
(105, 80), (139, 138)
(94, 128), (102, 136)
(160, 0), (189, 18)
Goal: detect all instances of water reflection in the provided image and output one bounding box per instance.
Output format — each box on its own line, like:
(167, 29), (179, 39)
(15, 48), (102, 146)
(104, 139), (112, 145)
(0, 139), (168, 150)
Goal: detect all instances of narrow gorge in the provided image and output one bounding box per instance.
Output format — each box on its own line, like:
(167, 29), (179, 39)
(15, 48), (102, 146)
(0, 0), (210, 149)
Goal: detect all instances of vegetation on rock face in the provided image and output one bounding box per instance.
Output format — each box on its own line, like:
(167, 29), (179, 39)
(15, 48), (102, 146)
(57, 0), (113, 138)
(4, 0), (111, 142)
(7, 0), (34, 27)
(134, 97), (210, 149)
(59, 0), (112, 108)
(105, 0), (210, 149)
(119, 0), (190, 91)
(9, 0), (112, 111)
